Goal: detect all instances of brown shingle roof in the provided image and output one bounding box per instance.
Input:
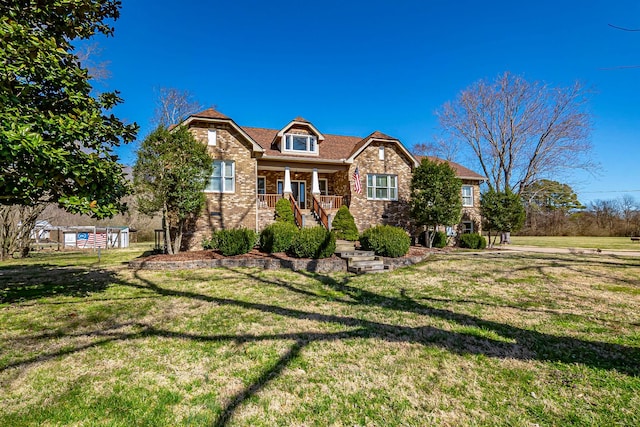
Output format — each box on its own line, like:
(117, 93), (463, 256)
(242, 126), (361, 160)
(191, 108), (230, 120)
(347, 130), (399, 159)
(415, 155), (486, 181)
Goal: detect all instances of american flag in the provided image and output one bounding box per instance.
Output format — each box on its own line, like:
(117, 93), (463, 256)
(77, 232), (108, 248)
(352, 167), (362, 194)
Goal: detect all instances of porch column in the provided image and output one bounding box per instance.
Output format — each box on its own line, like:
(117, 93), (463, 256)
(283, 167), (292, 195)
(311, 168), (320, 195)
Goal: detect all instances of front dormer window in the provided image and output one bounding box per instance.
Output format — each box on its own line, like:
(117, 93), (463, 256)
(283, 134), (318, 154)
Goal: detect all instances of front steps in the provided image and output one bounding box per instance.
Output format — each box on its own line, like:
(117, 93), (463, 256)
(335, 240), (386, 274)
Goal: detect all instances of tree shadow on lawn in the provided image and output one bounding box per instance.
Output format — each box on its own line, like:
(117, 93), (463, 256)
(0, 264), (116, 304)
(3, 263), (639, 427)
(128, 267), (640, 426)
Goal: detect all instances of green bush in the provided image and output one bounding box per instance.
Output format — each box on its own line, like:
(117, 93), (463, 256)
(216, 228), (258, 256)
(331, 206), (359, 241)
(275, 198), (295, 224)
(289, 226), (336, 259)
(459, 233), (487, 250)
(359, 225), (410, 258)
(201, 231), (218, 250)
(433, 230), (448, 248)
(260, 222), (299, 253)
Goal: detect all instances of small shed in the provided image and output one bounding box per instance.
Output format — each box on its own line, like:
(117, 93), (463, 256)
(60, 226), (130, 249)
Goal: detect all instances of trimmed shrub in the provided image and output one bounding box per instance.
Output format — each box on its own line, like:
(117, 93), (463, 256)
(432, 231), (448, 248)
(260, 222), (299, 253)
(216, 228), (258, 256)
(359, 225), (410, 258)
(275, 198), (295, 224)
(459, 233), (487, 250)
(202, 231), (218, 250)
(331, 206), (359, 241)
(289, 226), (336, 259)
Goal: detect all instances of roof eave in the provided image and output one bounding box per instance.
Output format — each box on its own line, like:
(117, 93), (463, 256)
(180, 116), (265, 153)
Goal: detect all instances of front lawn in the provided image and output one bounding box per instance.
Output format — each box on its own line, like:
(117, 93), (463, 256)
(510, 235), (640, 250)
(1, 249), (639, 426)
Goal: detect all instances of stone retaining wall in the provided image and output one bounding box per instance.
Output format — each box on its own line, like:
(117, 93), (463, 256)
(129, 252), (430, 273)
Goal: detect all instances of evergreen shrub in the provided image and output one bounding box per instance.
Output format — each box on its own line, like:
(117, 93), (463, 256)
(359, 225), (410, 258)
(275, 198), (295, 224)
(260, 222), (299, 253)
(289, 226), (336, 259)
(433, 231), (448, 248)
(201, 231), (218, 250)
(331, 206), (359, 241)
(216, 228), (258, 256)
(459, 233), (487, 250)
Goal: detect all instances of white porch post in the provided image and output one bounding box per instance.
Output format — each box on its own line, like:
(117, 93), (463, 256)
(311, 168), (320, 195)
(283, 167), (293, 195)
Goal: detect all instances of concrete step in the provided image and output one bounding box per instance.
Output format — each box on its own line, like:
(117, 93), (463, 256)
(348, 262), (387, 274)
(346, 255), (376, 263)
(339, 250), (375, 258)
(349, 259), (384, 268)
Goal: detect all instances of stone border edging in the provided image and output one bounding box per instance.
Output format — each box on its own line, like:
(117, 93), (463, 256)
(128, 252), (431, 273)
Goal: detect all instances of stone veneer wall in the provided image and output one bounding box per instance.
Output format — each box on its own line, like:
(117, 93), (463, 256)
(348, 141), (414, 232)
(186, 122), (258, 250)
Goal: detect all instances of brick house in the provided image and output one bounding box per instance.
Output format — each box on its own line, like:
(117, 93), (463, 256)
(179, 108), (485, 249)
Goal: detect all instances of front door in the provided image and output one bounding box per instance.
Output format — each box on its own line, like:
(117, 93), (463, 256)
(278, 180), (306, 208)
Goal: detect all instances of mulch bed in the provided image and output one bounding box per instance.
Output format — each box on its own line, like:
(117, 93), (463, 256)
(129, 246), (439, 272)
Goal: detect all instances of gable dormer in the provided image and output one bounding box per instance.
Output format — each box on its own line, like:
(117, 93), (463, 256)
(275, 117), (325, 155)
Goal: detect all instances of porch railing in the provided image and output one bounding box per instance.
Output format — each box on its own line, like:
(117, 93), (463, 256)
(316, 195), (344, 210)
(289, 195), (303, 228)
(257, 193), (282, 209)
(312, 196), (330, 230)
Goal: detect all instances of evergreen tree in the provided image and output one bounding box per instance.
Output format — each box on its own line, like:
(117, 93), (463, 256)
(410, 158), (462, 247)
(0, 1), (138, 217)
(134, 126), (213, 254)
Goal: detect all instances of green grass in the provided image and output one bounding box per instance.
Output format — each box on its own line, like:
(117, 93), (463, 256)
(1, 248), (639, 426)
(510, 235), (640, 250)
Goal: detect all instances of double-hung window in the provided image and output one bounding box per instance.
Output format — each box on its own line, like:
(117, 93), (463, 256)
(206, 160), (235, 193)
(283, 134), (318, 154)
(462, 185), (474, 207)
(366, 174), (397, 200)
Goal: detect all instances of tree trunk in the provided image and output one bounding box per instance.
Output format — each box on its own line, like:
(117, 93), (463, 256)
(0, 204), (46, 260)
(162, 206), (173, 254)
(500, 231), (511, 244)
(173, 221), (184, 253)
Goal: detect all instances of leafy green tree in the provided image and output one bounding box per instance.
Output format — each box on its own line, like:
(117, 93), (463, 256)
(481, 188), (526, 245)
(410, 158), (462, 247)
(521, 179), (584, 235)
(133, 126), (213, 254)
(0, 1), (138, 217)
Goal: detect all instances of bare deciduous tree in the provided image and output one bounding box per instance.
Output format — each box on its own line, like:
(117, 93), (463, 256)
(413, 136), (461, 162)
(152, 88), (204, 127)
(437, 72), (594, 193)
(0, 204), (46, 260)
(75, 42), (111, 81)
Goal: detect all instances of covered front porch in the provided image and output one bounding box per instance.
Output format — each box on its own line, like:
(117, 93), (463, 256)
(256, 161), (351, 228)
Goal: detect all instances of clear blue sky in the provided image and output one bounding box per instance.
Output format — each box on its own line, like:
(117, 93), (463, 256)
(94, 0), (639, 205)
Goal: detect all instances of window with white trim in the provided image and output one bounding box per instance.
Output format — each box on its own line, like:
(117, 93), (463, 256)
(462, 185), (474, 207)
(462, 221), (473, 234)
(205, 160), (235, 193)
(378, 146), (385, 160)
(366, 174), (397, 200)
(207, 129), (217, 146)
(283, 134), (318, 154)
